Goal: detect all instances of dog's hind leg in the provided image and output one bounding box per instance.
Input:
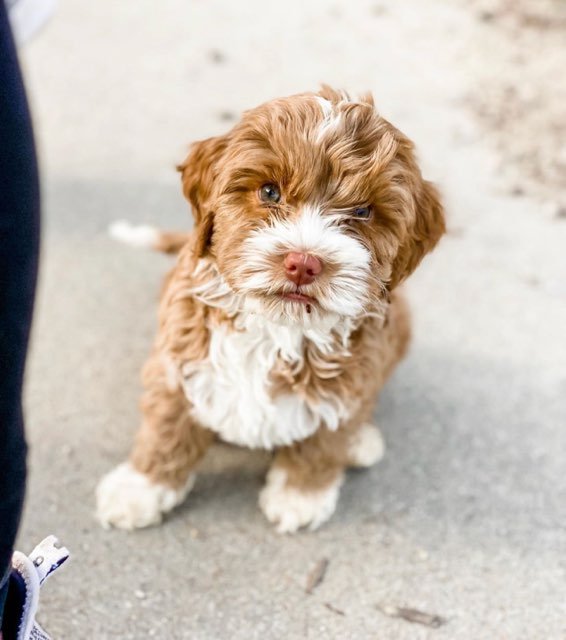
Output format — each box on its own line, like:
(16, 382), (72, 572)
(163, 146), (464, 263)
(346, 422), (385, 468)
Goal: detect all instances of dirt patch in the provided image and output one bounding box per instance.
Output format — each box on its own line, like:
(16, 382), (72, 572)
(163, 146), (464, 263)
(466, 0), (566, 209)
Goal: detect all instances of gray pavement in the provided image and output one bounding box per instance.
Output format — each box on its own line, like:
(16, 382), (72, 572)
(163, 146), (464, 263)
(16, 0), (566, 638)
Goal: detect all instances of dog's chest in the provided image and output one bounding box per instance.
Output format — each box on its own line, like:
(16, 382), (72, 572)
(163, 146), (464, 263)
(180, 320), (343, 449)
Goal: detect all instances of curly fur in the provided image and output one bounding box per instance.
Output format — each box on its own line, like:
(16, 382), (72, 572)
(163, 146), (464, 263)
(96, 86), (445, 532)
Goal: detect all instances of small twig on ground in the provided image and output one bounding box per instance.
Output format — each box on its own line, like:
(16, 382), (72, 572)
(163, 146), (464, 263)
(376, 603), (446, 628)
(323, 602), (345, 616)
(305, 557), (329, 594)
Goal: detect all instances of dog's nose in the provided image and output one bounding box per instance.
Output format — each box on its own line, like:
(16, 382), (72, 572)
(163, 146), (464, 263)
(283, 252), (323, 286)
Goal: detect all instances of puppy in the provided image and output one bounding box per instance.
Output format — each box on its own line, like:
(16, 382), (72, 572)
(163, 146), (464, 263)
(96, 86), (445, 533)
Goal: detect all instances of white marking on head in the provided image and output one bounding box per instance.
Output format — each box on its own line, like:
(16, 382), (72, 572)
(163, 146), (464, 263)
(109, 220), (159, 249)
(316, 96), (333, 118)
(315, 92), (371, 142)
(316, 97), (342, 142)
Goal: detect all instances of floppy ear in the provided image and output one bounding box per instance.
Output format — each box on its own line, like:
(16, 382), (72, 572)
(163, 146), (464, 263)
(389, 180), (445, 289)
(177, 135), (228, 258)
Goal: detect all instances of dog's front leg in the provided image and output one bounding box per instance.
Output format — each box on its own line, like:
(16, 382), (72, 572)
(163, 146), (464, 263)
(96, 353), (213, 530)
(259, 426), (354, 534)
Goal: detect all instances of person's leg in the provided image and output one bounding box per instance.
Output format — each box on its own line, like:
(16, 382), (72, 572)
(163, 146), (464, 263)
(0, 0), (41, 624)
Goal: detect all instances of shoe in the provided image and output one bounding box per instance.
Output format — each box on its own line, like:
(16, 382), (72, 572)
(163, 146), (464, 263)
(6, 0), (57, 45)
(1, 536), (69, 640)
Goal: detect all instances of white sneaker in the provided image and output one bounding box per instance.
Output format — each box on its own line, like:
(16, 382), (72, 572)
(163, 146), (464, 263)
(6, 0), (57, 45)
(2, 536), (69, 640)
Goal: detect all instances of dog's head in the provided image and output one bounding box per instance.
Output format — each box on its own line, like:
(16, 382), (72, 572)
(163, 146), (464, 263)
(179, 86), (445, 327)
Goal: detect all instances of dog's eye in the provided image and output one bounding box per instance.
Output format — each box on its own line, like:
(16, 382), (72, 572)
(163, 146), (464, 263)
(259, 183), (281, 204)
(352, 206), (372, 220)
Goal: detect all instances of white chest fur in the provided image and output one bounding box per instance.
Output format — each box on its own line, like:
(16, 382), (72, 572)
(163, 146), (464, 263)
(180, 317), (348, 449)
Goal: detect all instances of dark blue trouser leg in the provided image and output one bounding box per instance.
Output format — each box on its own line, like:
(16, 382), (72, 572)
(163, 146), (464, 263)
(0, 0), (41, 623)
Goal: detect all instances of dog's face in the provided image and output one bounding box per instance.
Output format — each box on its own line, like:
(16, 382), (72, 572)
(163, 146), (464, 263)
(179, 87), (445, 327)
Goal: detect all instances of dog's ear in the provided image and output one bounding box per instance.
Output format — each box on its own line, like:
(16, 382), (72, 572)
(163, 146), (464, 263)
(389, 179), (445, 289)
(177, 135), (229, 258)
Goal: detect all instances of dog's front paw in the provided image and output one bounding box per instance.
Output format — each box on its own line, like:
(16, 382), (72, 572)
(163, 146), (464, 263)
(259, 468), (343, 534)
(96, 463), (194, 530)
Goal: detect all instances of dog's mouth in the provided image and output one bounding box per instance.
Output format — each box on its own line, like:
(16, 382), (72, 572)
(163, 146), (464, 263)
(243, 287), (326, 320)
(281, 291), (316, 304)
(279, 291), (317, 314)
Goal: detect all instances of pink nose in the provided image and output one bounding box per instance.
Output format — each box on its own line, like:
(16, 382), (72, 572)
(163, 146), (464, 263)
(283, 252), (323, 286)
